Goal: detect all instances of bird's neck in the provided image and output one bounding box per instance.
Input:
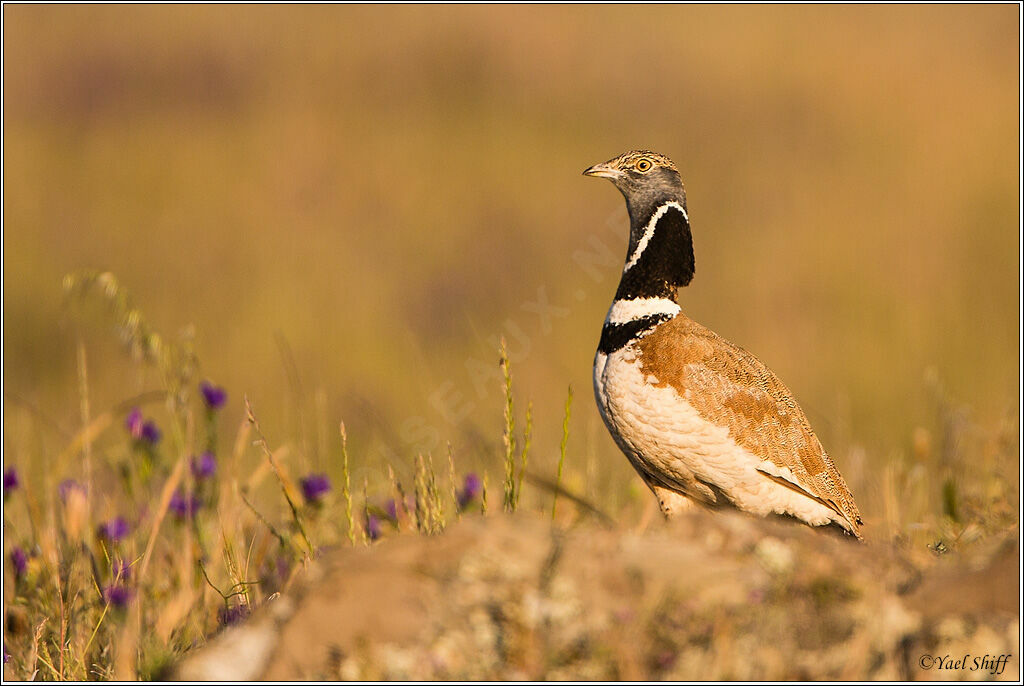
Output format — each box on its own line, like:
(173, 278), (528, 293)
(613, 199), (695, 302)
(597, 199), (695, 355)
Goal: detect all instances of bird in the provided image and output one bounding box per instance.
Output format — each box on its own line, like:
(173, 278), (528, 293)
(584, 150), (863, 539)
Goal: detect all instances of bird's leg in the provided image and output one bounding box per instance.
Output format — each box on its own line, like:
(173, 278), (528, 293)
(652, 484), (698, 518)
(635, 478), (698, 533)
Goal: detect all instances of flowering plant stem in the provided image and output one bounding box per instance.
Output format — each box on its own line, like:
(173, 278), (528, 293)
(245, 397), (315, 559)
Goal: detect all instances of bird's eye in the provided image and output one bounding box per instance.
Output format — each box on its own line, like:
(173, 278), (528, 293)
(635, 158), (653, 172)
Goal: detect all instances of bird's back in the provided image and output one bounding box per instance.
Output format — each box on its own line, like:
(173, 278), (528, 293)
(634, 313), (863, 536)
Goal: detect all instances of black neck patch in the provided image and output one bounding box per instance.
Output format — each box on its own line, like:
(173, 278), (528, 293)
(598, 313), (672, 355)
(614, 204), (695, 301)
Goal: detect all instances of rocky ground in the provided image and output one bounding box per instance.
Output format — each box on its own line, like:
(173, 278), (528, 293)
(172, 510), (1018, 681)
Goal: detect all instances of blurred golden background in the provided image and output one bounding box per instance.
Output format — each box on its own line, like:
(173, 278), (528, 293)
(3, 5), (1019, 523)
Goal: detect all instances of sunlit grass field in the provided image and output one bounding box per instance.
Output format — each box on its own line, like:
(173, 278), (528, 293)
(3, 5), (1019, 679)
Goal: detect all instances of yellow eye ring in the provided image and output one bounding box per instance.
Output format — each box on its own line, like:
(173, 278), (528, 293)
(635, 158), (653, 172)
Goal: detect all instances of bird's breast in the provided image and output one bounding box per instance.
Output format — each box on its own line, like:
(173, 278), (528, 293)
(594, 342), (753, 490)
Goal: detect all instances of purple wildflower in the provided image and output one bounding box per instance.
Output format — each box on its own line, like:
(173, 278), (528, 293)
(125, 408), (144, 439)
(104, 584), (134, 609)
(218, 604), (250, 626)
(299, 473), (331, 504)
(140, 420), (161, 445)
(190, 452), (217, 480)
(457, 472), (483, 511)
(3, 467), (19, 497)
(385, 498), (399, 522)
(98, 517), (131, 543)
(276, 557), (290, 582)
(3, 644), (8, 664)
(10, 547), (28, 579)
(126, 408), (161, 445)
(58, 479), (86, 503)
(169, 490), (201, 520)
(112, 558), (132, 582)
(365, 514), (383, 541)
(200, 381), (227, 410)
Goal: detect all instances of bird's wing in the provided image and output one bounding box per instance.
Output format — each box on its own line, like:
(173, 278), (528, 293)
(636, 316), (863, 536)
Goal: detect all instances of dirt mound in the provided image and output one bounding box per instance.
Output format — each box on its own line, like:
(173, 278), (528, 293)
(172, 510), (1018, 680)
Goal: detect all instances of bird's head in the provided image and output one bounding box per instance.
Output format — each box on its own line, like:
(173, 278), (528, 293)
(583, 150), (685, 226)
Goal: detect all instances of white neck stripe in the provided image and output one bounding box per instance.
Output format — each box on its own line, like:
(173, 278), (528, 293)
(605, 297), (681, 325)
(623, 201), (688, 273)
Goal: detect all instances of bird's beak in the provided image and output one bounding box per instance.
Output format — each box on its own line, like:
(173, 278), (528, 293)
(582, 162), (622, 179)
